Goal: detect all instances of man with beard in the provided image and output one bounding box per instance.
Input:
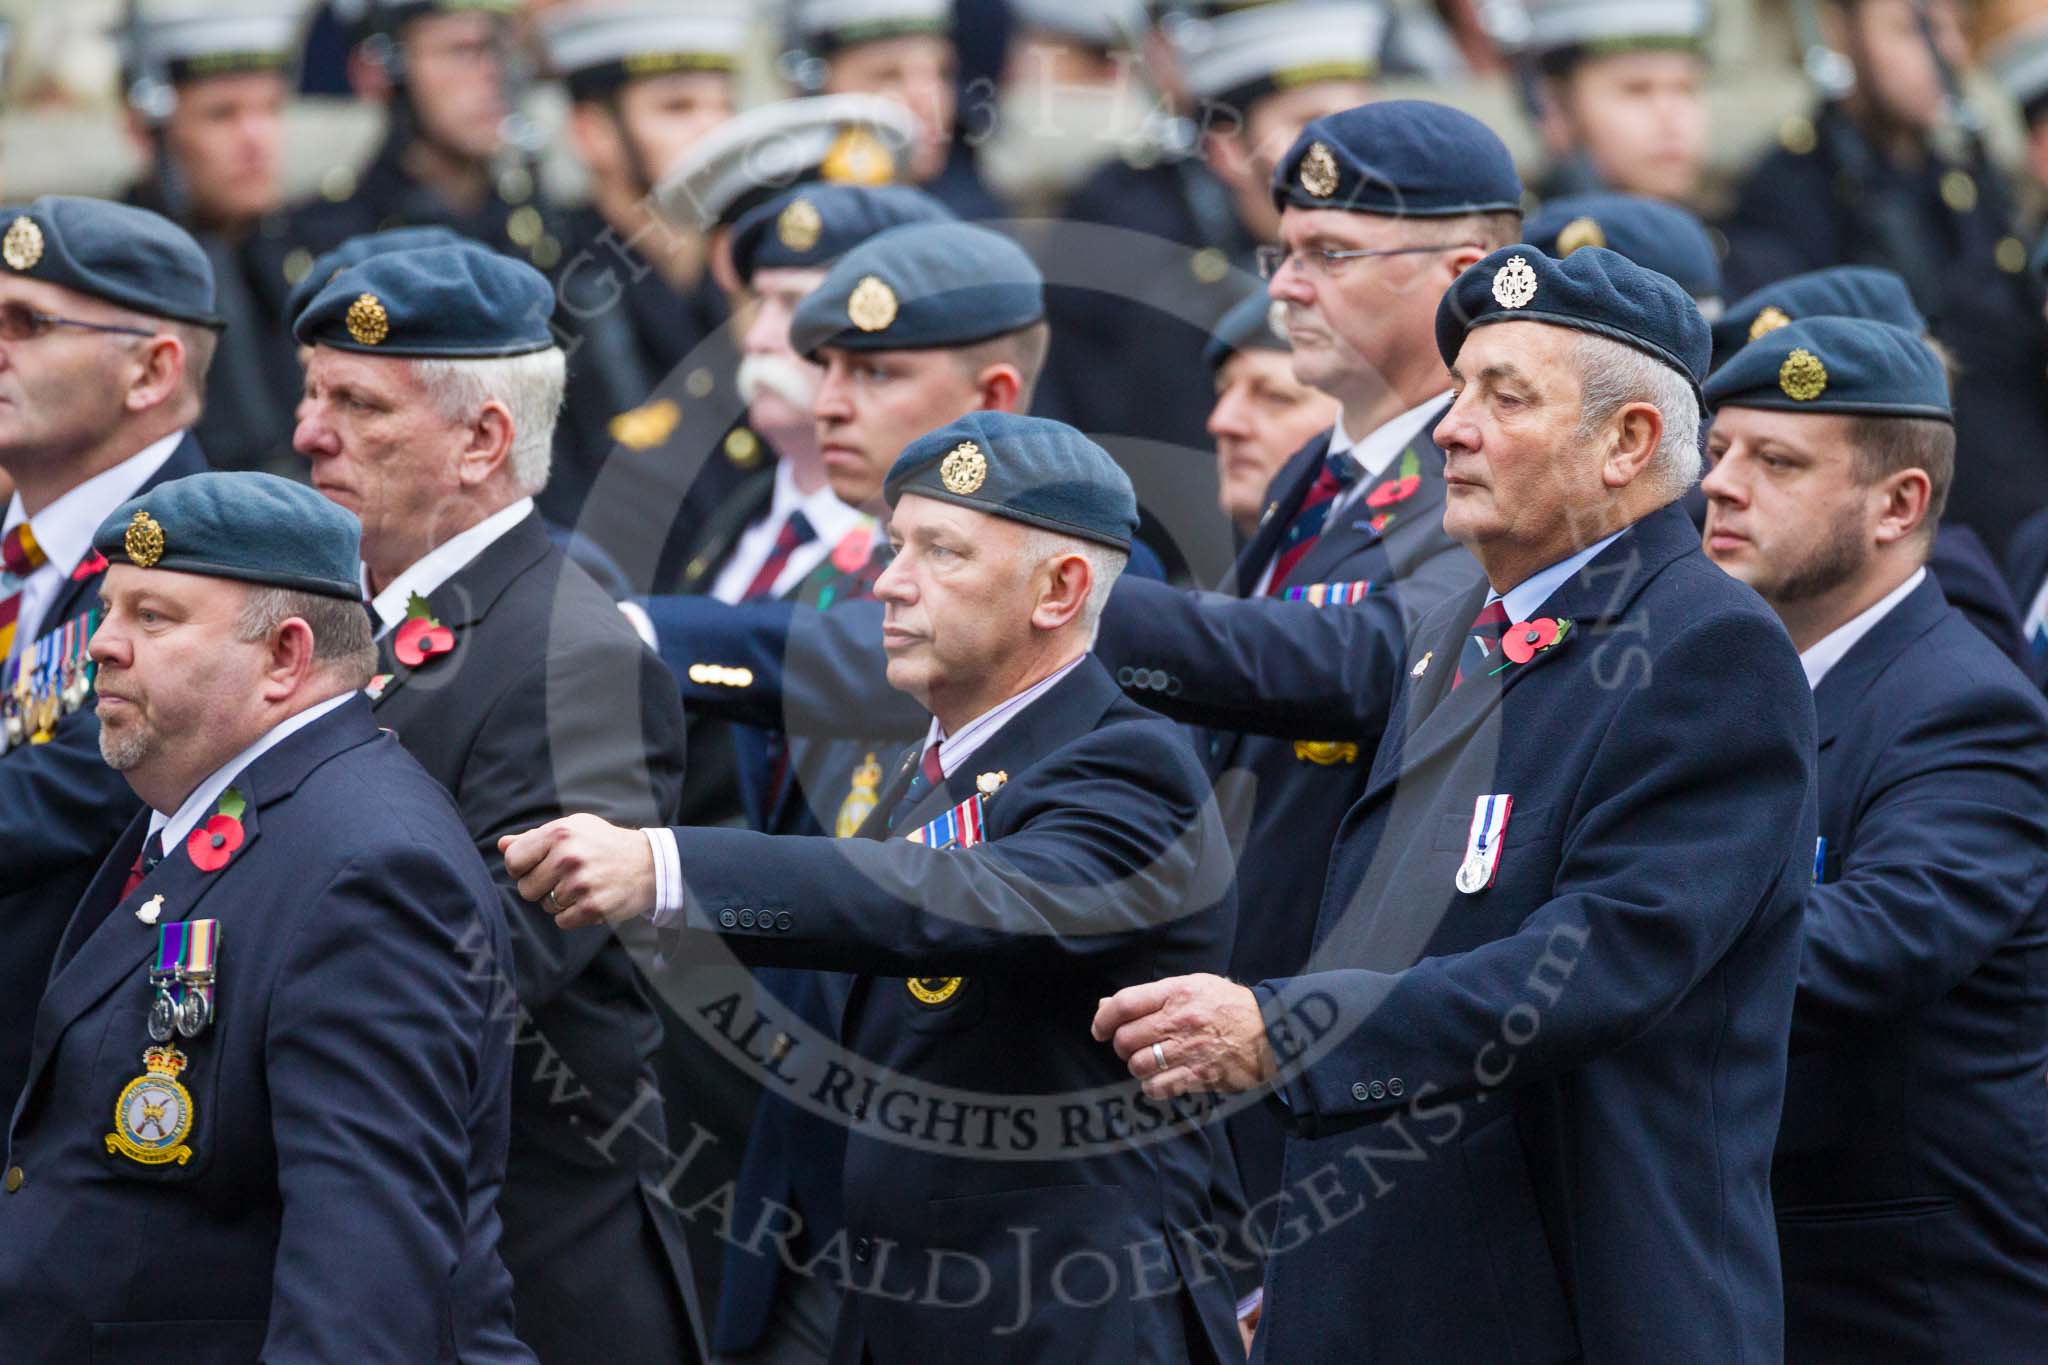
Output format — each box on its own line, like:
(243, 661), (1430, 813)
(0, 196), (216, 1112)
(1699, 316), (2048, 1361)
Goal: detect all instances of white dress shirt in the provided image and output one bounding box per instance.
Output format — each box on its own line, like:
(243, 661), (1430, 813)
(1798, 567), (1925, 690)
(708, 465), (867, 605)
(367, 498), (534, 637)
(1, 430), (185, 658)
(145, 691), (355, 861)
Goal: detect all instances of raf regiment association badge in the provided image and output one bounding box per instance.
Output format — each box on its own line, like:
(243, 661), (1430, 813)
(778, 198), (823, 252)
(1299, 141), (1340, 198)
(907, 976), (963, 1006)
(1749, 306), (1792, 342)
(940, 441), (987, 495)
(1555, 216), (1606, 256)
(1491, 256), (1538, 310)
(1779, 347), (1828, 402)
(848, 275), (897, 332)
(124, 510), (165, 568)
(107, 1045), (196, 1166)
(346, 292), (390, 346)
(837, 752), (883, 838)
(2, 215), (43, 271)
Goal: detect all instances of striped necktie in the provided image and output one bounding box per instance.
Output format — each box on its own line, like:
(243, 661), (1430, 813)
(1451, 600), (1513, 690)
(0, 522), (48, 659)
(1265, 450), (1362, 594)
(744, 509), (817, 601)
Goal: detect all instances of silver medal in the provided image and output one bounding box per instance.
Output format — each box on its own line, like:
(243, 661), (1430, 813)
(147, 991), (176, 1042)
(1455, 856), (1488, 895)
(175, 991), (209, 1038)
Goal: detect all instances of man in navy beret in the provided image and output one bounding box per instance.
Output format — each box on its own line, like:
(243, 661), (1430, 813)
(1096, 244), (1820, 1363)
(291, 243), (706, 1363)
(0, 194), (219, 1114)
(1525, 190), (1722, 312)
(0, 471), (531, 1362)
(1204, 289), (1338, 541)
(1699, 316), (2048, 1362)
(507, 412), (1245, 1365)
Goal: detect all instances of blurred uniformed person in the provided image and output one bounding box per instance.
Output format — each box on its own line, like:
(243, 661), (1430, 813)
(1046, 0), (1381, 452)
(508, 411), (1246, 1365)
(1721, 0), (2048, 558)
(288, 0), (558, 271)
(117, 1), (305, 479)
(291, 243), (702, 1363)
(781, 0), (1005, 220)
(1700, 317), (2048, 1362)
(0, 473), (531, 1362)
(1095, 245), (1819, 1365)
(537, 1), (746, 530)
(1203, 288), (1337, 541)
(0, 196), (216, 1111)
(1509, 0), (1711, 202)
(1982, 0), (2048, 196)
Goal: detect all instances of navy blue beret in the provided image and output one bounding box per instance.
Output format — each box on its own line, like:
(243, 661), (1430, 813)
(1437, 244), (1711, 390)
(1703, 317), (1950, 423)
(1271, 100), (1522, 218)
(1525, 192), (1721, 302)
(94, 471), (364, 599)
(790, 221), (1043, 357)
(884, 411), (1139, 552)
(283, 226), (467, 327)
(294, 243), (556, 358)
(1203, 289), (1290, 375)
(0, 195), (220, 328)
(731, 184), (955, 283)
(1711, 266), (1924, 369)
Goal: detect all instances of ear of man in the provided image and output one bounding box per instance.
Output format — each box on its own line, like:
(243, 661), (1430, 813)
(1600, 401), (1665, 491)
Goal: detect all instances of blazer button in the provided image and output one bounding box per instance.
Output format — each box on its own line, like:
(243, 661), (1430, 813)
(853, 1236), (873, 1264)
(1351, 1082), (1370, 1102)
(3, 1165), (22, 1193)
(1166, 676), (1183, 696)
(1368, 1080), (1387, 1100)
(1387, 1077), (1404, 1097)
(739, 909), (757, 929)
(775, 911), (794, 932)
(1116, 666), (1134, 685)
(1149, 669), (1169, 691)
(718, 909), (737, 928)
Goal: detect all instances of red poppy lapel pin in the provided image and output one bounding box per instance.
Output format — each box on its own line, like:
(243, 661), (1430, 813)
(1365, 449), (1422, 533)
(71, 550), (109, 582)
(393, 591), (455, 668)
(1490, 617), (1574, 675)
(187, 785), (246, 872)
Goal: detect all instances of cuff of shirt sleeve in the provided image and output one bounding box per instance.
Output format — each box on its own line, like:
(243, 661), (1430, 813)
(617, 599), (658, 651)
(644, 827), (682, 926)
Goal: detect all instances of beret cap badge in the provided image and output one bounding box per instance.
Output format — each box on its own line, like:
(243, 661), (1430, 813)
(1555, 216), (1606, 255)
(940, 441), (987, 495)
(346, 293), (391, 347)
(1491, 255), (1539, 310)
(2, 216), (43, 271)
(124, 511), (165, 569)
(847, 275), (898, 332)
(1299, 142), (1340, 198)
(778, 198), (823, 252)
(1779, 347), (1828, 401)
(1749, 305), (1792, 342)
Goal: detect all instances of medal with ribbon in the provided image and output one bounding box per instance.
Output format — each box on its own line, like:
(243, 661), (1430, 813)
(148, 918), (220, 1042)
(905, 792), (987, 849)
(115, 917), (218, 1166)
(1455, 794), (1513, 894)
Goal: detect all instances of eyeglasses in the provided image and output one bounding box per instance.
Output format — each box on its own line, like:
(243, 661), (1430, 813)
(1255, 242), (1483, 280)
(0, 302), (158, 343)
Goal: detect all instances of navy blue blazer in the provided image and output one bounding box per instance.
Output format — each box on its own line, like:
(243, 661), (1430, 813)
(0, 696), (530, 1363)
(1776, 574), (2048, 1361)
(1248, 503), (1818, 1364)
(0, 434), (208, 1113)
(658, 658), (1245, 1365)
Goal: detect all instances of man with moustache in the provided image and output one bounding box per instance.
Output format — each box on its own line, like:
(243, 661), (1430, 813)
(0, 196), (216, 1112)
(0, 472), (530, 1363)
(1699, 316), (2048, 1361)
(1203, 289), (1339, 543)
(291, 244), (701, 1363)
(1094, 246), (1818, 1363)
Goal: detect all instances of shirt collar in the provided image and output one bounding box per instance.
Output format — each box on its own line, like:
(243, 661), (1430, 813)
(1, 430), (186, 576)
(1491, 527), (1628, 625)
(368, 498), (533, 634)
(1799, 567), (1926, 690)
(922, 653), (1087, 779)
(147, 691), (355, 857)
(793, 476), (866, 548)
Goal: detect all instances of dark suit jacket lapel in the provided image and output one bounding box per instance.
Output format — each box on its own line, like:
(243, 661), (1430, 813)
(368, 510), (554, 710)
(1811, 575), (1949, 751)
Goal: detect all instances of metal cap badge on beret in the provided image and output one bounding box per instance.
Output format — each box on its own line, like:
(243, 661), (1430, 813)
(1703, 317), (1950, 423)
(1271, 100), (1522, 217)
(885, 411), (1139, 551)
(730, 184), (955, 284)
(282, 225), (466, 327)
(538, 1), (749, 101)
(0, 195), (221, 328)
(1710, 266), (1924, 371)
(1436, 243), (1711, 391)
(293, 243), (555, 357)
(1203, 288), (1291, 375)
(1525, 192), (1721, 305)
(789, 221), (1044, 358)
(94, 471), (364, 599)
(655, 95), (918, 232)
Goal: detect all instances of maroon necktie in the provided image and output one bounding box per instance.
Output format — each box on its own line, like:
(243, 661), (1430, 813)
(1265, 452), (1362, 594)
(743, 510), (816, 601)
(1451, 600), (1513, 690)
